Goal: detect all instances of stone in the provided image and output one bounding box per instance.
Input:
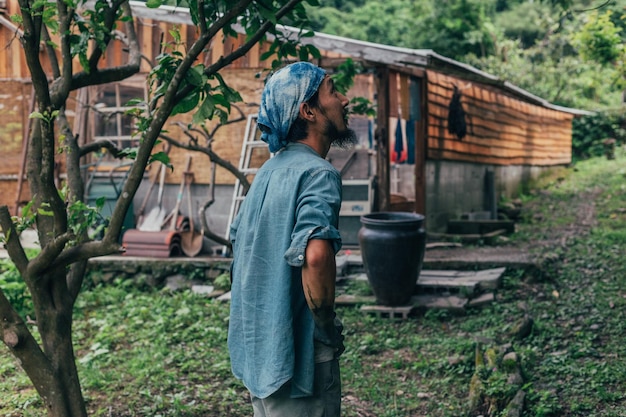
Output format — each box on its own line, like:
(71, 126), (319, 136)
(503, 352), (518, 363)
(165, 274), (189, 291)
(447, 355), (465, 366)
(100, 272), (117, 284)
(191, 285), (214, 295)
(507, 372), (523, 386)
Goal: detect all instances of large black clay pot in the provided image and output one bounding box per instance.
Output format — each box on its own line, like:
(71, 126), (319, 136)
(358, 212), (426, 306)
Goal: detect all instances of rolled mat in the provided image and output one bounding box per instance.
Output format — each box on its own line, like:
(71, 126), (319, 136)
(122, 229), (183, 258)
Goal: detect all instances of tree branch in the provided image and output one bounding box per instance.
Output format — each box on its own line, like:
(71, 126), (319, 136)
(159, 132), (251, 192)
(85, 0), (127, 71)
(0, 288), (59, 410)
(58, 3), (141, 95)
(573, 0), (612, 12)
(207, 0), (302, 75)
(206, 103), (249, 139)
(0, 206), (29, 276)
(197, 0), (207, 36)
(17, 0), (52, 108)
(59, 111), (84, 204)
(79, 139), (126, 159)
(42, 26), (60, 79)
(56, 0), (74, 100)
(47, 240), (123, 272)
(26, 232), (75, 279)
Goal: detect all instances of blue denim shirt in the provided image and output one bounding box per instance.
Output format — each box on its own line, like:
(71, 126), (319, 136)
(228, 142), (342, 399)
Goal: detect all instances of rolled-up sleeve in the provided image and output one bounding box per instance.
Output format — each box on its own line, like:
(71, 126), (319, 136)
(284, 168), (342, 267)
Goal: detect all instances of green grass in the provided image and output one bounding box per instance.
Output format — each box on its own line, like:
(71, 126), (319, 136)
(3, 152), (626, 416)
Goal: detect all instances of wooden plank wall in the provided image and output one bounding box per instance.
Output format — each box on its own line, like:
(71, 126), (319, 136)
(426, 70), (573, 166)
(0, 0), (28, 78)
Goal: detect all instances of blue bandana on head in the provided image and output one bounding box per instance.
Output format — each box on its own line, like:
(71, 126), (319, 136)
(257, 62), (326, 153)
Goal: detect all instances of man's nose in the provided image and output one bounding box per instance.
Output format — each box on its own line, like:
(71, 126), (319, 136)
(340, 93), (349, 107)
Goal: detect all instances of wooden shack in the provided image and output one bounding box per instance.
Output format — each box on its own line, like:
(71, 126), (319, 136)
(0, 0), (589, 247)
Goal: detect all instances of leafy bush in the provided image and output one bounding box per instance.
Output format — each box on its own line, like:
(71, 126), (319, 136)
(572, 109), (626, 161)
(0, 259), (34, 319)
(213, 272), (231, 291)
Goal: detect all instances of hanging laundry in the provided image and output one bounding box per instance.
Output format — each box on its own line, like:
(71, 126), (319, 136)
(447, 85), (467, 140)
(394, 117), (405, 163)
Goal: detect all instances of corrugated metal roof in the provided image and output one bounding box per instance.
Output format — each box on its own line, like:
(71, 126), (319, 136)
(126, 1), (592, 116)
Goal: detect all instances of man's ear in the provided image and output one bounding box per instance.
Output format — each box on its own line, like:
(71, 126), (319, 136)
(299, 102), (315, 122)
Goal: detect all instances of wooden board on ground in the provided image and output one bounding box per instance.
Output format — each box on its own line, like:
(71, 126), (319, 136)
(418, 267), (505, 291)
(345, 267), (505, 291)
(336, 292), (473, 313)
(412, 294), (468, 311)
(418, 277), (479, 293)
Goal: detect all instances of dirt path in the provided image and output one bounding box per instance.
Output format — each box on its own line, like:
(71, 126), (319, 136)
(422, 187), (600, 272)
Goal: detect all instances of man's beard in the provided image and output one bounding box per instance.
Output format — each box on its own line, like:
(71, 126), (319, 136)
(326, 119), (358, 149)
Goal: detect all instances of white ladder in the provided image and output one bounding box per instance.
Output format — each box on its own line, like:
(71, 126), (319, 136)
(224, 113), (270, 252)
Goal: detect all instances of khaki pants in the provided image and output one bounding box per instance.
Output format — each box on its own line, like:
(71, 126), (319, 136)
(251, 359), (341, 417)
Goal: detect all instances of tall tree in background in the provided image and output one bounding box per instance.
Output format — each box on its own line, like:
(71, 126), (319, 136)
(574, 9), (625, 87)
(307, 0), (430, 49)
(308, 0), (494, 59)
(0, 1), (318, 416)
(421, 0), (496, 59)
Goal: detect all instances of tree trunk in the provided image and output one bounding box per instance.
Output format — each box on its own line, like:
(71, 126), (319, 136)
(4, 266), (88, 417)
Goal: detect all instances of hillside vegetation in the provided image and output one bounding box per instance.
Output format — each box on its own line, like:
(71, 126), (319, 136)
(308, 0), (626, 113)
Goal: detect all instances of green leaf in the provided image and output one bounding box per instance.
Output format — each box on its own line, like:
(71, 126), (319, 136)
(176, 306), (191, 316)
(29, 112), (44, 120)
(118, 147), (138, 159)
(145, 0), (162, 8)
(169, 29), (181, 43)
(260, 49), (275, 61)
(298, 47), (309, 61)
(187, 0), (199, 25)
(185, 65), (206, 87)
(211, 93), (229, 108)
(149, 152), (171, 166)
(126, 98), (145, 107)
(172, 91), (200, 116)
(95, 196), (106, 210)
(213, 73), (241, 103)
(308, 45), (322, 59)
(192, 96), (216, 124)
(37, 208), (54, 216)
(257, 4), (278, 25)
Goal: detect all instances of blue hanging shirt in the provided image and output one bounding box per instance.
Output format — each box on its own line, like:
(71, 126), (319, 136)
(228, 142), (343, 399)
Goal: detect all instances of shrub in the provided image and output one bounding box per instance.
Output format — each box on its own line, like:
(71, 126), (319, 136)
(572, 109), (626, 161)
(0, 258), (34, 319)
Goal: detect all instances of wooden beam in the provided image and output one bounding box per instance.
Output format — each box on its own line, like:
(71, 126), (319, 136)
(415, 74), (427, 217)
(389, 71), (398, 118)
(399, 73), (410, 118)
(375, 66), (390, 211)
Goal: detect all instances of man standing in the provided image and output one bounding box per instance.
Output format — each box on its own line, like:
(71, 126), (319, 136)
(228, 61), (357, 417)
